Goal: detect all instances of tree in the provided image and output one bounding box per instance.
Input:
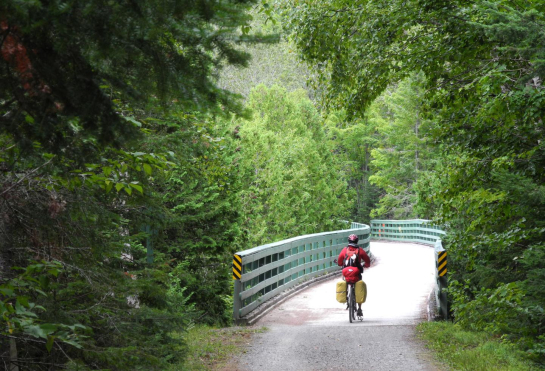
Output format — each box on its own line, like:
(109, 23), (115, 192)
(368, 73), (438, 219)
(1, 0), (260, 156)
(141, 111), (245, 325)
(323, 111), (381, 224)
(235, 85), (350, 246)
(0, 0), (265, 368)
(218, 10), (310, 99)
(0, 127), (192, 368)
(285, 0), (545, 359)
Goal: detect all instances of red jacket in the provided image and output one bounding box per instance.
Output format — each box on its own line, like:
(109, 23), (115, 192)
(337, 244), (371, 269)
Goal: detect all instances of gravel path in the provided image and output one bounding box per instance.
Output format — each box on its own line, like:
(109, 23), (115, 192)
(234, 242), (443, 371)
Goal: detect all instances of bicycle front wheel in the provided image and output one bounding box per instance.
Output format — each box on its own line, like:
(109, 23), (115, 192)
(350, 287), (357, 322)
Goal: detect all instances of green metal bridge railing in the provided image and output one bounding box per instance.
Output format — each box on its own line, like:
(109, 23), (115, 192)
(370, 219), (445, 245)
(233, 219), (449, 322)
(232, 222), (370, 322)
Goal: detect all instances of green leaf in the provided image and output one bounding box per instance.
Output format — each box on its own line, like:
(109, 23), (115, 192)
(63, 339), (83, 349)
(39, 275), (50, 290)
(40, 323), (58, 335)
(115, 183), (124, 192)
(124, 186), (132, 196)
(143, 163), (152, 175)
(25, 325), (46, 339)
(15, 300), (25, 315)
(0, 288), (14, 297)
(102, 166), (113, 176)
(47, 268), (60, 277)
(17, 296), (30, 308)
(46, 335), (55, 352)
(129, 183), (143, 194)
(124, 116), (142, 127)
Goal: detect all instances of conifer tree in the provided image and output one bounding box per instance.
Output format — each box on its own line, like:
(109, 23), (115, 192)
(0, 0), (263, 368)
(0, 0), (260, 154)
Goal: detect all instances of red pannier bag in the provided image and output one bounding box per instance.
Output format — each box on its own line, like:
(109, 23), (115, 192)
(342, 266), (360, 284)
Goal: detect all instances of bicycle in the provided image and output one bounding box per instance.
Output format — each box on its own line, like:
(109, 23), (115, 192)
(346, 281), (357, 323)
(335, 259), (364, 323)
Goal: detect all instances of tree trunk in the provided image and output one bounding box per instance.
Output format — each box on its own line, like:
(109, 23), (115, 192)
(415, 113), (420, 174)
(10, 338), (19, 371)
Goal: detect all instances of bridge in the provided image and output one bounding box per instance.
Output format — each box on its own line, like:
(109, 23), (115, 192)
(231, 220), (447, 370)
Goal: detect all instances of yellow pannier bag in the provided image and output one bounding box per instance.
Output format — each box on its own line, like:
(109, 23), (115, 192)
(355, 280), (367, 304)
(336, 281), (347, 303)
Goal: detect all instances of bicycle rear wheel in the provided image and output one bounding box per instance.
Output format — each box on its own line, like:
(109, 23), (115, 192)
(350, 288), (357, 322)
(348, 284), (354, 323)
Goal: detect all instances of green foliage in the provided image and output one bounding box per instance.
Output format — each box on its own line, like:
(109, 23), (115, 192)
(367, 73), (439, 219)
(0, 261), (88, 351)
(418, 321), (537, 370)
(449, 281), (529, 335)
(175, 325), (267, 370)
(139, 112), (244, 325)
(0, 0), (260, 157)
(218, 8), (310, 99)
(286, 0), (545, 360)
(0, 143), (195, 368)
(235, 85), (351, 246)
(323, 111), (380, 223)
(322, 73), (439, 222)
(0, 0), (270, 368)
(0, 105), (247, 367)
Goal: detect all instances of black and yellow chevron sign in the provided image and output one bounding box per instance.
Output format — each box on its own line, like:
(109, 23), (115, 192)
(233, 254), (242, 280)
(438, 251), (447, 277)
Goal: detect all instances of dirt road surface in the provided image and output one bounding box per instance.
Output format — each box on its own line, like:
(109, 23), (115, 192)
(233, 241), (442, 371)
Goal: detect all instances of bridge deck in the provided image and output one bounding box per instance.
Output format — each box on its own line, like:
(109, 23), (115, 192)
(234, 241), (441, 370)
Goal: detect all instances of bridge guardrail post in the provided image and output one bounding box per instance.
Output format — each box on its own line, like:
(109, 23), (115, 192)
(233, 279), (242, 323)
(434, 239), (449, 319)
(233, 254), (242, 323)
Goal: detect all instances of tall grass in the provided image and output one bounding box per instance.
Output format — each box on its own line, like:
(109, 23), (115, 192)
(169, 325), (267, 370)
(417, 322), (539, 370)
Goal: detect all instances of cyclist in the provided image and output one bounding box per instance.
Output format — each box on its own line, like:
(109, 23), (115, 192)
(337, 234), (370, 317)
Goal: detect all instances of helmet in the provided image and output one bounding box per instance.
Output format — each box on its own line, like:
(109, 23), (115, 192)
(348, 234), (359, 244)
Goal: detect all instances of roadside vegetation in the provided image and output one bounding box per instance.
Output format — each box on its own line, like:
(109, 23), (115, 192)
(171, 325), (267, 371)
(418, 322), (537, 371)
